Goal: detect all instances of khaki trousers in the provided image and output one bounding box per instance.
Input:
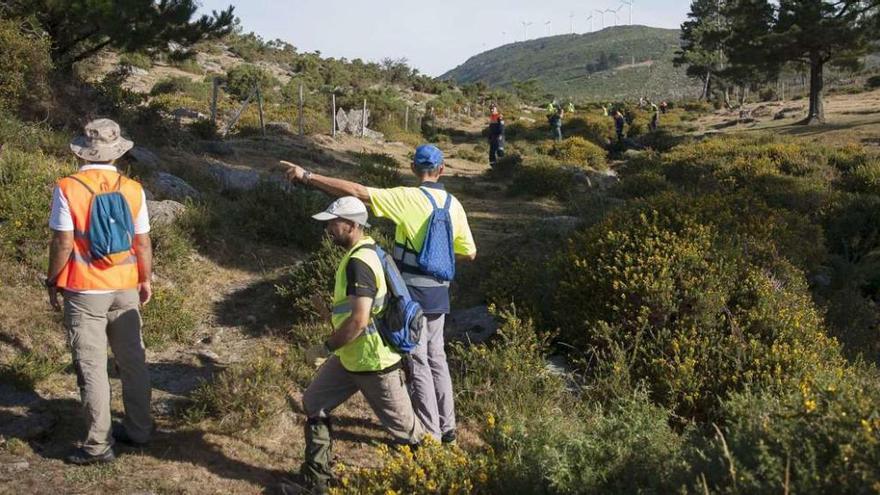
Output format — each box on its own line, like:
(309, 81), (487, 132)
(63, 289), (152, 455)
(300, 355), (424, 484)
(408, 314), (456, 439)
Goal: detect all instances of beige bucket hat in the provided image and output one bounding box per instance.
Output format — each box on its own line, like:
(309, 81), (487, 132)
(69, 119), (134, 162)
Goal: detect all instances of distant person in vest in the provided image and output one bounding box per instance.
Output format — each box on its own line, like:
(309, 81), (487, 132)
(614, 110), (627, 143)
(284, 197), (425, 495)
(487, 103), (505, 168)
(281, 144), (477, 444)
(46, 119), (153, 465)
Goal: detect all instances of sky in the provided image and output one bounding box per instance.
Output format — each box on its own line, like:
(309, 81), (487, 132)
(197, 0), (691, 77)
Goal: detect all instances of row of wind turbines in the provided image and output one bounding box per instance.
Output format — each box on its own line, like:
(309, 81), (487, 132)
(502, 1), (635, 44)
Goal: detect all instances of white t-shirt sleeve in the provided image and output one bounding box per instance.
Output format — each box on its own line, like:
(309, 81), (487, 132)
(48, 185), (74, 231)
(134, 189), (150, 234)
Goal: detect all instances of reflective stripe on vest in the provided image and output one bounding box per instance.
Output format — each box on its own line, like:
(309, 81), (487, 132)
(331, 295), (386, 316)
(53, 170), (143, 291)
(330, 237), (400, 373)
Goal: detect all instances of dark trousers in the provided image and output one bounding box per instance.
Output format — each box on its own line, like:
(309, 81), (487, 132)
(553, 126), (562, 142)
(489, 139), (502, 166)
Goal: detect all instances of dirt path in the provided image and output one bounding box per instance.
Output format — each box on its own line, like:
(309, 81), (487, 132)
(1, 114), (566, 493)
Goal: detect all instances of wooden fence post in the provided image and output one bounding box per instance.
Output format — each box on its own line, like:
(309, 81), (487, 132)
(256, 87), (265, 136)
(404, 106), (409, 132)
(222, 88), (256, 138)
(361, 99), (367, 138)
(331, 93), (337, 138)
(298, 83), (305, 136)
(210, 77), (219, 124)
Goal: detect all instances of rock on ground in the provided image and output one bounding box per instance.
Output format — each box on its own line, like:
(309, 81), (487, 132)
(445, 305), (498, 344)
(151, 172), (200, 202)
(147, 200), (186, 227)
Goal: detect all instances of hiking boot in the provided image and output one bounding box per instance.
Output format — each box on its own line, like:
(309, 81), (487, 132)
(441, 430), (457, 445)
(65, 447), (116, 465)
(278, 476), (328, 495)
(112, 423), (149, 447)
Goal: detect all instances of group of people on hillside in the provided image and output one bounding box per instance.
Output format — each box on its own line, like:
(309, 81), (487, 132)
(46, 119), (476, 495)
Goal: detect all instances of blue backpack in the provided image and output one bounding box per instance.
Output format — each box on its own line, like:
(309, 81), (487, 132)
(417, 187), (456, 281)
(70, 175), (136, 265)
(359, 244), (424, 354)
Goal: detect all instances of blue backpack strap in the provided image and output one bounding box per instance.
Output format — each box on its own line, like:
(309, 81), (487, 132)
(419, 186), (439, 210)
(420, 186), (451, 210)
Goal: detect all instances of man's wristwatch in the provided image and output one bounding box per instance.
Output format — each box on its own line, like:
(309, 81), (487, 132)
(302, 170), (312, 184)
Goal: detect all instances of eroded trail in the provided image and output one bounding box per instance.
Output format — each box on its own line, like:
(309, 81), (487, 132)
(1, 115), (563, 494)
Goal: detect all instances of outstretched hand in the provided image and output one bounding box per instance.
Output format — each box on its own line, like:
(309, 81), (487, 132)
(280, 160), (305, 183)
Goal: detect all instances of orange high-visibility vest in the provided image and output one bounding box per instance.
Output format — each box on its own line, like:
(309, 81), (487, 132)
(54, 169), (144, 291)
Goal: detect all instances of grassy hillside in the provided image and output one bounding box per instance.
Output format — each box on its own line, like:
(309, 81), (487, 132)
(441, 25), (701, 102)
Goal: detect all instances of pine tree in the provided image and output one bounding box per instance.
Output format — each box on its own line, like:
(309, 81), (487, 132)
(675, 0), (728, 101)
(2, 0), (235, 70)
(770, 0), (880, 124)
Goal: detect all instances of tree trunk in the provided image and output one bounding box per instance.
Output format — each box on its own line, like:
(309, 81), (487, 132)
(702, 70), (712, 101)
(803, 56), (825, 125)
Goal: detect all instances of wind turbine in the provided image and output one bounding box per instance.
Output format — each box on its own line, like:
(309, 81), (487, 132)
(545, 20), (552, 36)
(621, 0), (633, 25)
(594, 9), (605, 30)
(586, 13), (594, 32)
(606, 8), (618, 26)
(522, 21), (533, 41)
(569, 12), (575, 34)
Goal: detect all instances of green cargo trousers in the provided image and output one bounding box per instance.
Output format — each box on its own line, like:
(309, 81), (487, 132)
(63, 289), (153, 456)
(300, 355), (425, 485)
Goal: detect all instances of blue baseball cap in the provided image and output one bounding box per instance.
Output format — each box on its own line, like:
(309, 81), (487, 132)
(413, 144), (444, 170)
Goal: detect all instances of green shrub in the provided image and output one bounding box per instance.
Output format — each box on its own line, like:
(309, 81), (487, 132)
(0, 147), (74, 269)
(350, 151), (403, 188)
(610, 170), (671, 199)
(452, 309), (566, 420)
(486, 152), (523, 179)
(333, 438), (496, 495)
(275, 237), (346, 325)
(225, 64), (277, 101)
(185, 346), (299, 430)
(487, 391), (687, 495)
(508, 157), (576, 199)
(150, 76), (211, 100)
(694, 365), (880, 494)
(845, 160), (880, 196)
(865, 75), (880, 89)
(141, 287), (198, 348)
(552, 200), (841, 421)
(547, 136), (607, 170)
(118, 52), (153, 70)
(0, 18), (52, 112)
(0, 349), (68, 390)
(170, 57), (204, 75)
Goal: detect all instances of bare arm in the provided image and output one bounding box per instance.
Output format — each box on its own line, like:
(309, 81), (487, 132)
(46, 230), (74, 310)
(325, 295), (373, 350)
(280, 161), (371, 204)
(134, 233), (153, 304)
(47, 230), (74, 283)
(456, 253), (477, 262)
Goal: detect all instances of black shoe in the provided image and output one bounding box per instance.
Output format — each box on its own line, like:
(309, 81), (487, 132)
(278, 477), (328, 495)
(65, 447), (116, 465)
(112, 423), (149, 447)
(441, 430), (457, 445)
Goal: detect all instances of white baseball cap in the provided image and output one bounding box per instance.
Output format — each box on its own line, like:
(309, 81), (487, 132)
(312, 196), (371, 227)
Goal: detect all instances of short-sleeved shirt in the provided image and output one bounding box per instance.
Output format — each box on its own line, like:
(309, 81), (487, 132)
(49, 164), (150, 234)
(367, 181), (476, 314)
(48, 164), (150, 294)
(346, 259), (378, 298)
